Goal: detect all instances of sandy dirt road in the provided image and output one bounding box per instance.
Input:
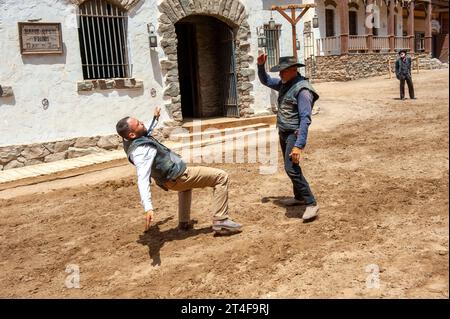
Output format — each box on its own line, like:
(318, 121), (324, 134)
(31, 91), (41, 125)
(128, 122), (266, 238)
(0, 70), (448, 298)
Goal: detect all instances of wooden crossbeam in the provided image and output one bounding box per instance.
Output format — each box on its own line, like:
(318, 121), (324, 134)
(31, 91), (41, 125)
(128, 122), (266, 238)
(271, 4), (315, 58)
(270, 4), (316, 10)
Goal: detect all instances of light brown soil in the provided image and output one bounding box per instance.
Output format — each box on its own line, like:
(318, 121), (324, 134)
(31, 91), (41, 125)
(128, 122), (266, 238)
(0, 70), (448, 298)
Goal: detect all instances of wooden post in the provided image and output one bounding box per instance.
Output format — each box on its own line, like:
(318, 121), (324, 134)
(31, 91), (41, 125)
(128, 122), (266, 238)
(407, 0), (415, 53)
(388, 57), (392, 78)
(424, 0), (432, 54)
(388, 0), (396, 52)
(339, 0), (349, 54)
(271, 4), (316, 59)
(291, 8), (298, 58)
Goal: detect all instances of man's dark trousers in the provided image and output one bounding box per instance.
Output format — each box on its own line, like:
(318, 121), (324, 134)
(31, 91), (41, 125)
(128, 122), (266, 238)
(279, 130), (316, 205)
(400, 76), (415, 99)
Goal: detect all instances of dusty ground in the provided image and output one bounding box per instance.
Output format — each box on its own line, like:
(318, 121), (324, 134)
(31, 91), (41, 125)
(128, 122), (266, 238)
(0, 70), (448, 298)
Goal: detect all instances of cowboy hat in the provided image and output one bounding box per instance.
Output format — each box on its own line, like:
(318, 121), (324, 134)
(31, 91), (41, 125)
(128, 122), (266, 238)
(269, 56), (305, 72)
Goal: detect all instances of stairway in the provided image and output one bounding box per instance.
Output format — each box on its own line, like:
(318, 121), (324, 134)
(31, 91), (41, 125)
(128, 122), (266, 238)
(168, 115), (277, 154)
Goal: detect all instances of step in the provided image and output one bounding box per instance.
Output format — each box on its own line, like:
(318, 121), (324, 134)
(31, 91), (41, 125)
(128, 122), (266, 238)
(169, 123), (270, 142)
(172, 126), (275, 152)
(181, 115), (276, 133)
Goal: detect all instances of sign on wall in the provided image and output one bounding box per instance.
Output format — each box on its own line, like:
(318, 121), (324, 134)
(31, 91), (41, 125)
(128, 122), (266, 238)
(18, 22), (63, 55)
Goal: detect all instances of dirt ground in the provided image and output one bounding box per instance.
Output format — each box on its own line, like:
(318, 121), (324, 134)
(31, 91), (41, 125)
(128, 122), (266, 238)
(0, 70), (448, 298)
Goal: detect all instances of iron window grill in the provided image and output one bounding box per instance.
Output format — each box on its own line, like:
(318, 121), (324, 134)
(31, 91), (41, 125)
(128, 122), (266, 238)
(78, 0), (130, 80)
(264, 24), (282, 71)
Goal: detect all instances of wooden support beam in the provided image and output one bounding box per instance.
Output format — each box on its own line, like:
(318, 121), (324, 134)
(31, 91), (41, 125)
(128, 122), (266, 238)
(274, 7), (294, 24)
(295, 7), (310, 24)
(271, 4), (316, 10)
(271, 5), (314, 59)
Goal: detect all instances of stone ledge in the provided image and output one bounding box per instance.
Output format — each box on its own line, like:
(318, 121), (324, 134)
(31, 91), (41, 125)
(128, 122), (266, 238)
(77, 78), (144, 92)
(0, 85), (13, 97)
(0, 128), (165, 171)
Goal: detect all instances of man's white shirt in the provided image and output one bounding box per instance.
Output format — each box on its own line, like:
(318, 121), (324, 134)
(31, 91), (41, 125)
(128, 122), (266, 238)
(129, 118), (159, 212)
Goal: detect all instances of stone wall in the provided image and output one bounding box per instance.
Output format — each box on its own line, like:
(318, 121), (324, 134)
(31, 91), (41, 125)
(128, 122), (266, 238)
(307, 53), (449, 82)
(0, 128), (164, 171)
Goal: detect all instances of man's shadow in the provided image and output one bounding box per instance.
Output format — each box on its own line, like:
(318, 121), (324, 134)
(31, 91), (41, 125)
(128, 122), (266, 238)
(137, 217), (230, 266)
(261, 196), (317, 223)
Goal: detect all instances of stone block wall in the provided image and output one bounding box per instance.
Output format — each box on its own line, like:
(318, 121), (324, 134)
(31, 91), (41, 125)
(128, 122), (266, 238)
(0, 128), (165, 171)
(307, 53), (449, 82)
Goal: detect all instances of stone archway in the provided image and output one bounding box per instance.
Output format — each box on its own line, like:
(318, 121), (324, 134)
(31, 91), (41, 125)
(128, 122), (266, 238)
(157, 0), (255, 125)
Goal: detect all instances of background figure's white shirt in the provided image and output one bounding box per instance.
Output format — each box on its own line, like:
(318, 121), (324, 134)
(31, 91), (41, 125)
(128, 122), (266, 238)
(129, 118), (159, 212)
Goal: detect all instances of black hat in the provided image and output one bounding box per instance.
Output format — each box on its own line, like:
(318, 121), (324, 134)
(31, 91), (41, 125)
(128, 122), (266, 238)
(269, 56), (305, 72)
(398, 49), (407, 55)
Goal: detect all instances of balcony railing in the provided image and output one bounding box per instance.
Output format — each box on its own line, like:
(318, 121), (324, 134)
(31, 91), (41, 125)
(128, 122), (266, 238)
(349, 35), (368, 51)
(394, 36), (409, 50)
(316, 35), (411, 55)
(373, 36), (390, 51)
(316, 36), (341, 56)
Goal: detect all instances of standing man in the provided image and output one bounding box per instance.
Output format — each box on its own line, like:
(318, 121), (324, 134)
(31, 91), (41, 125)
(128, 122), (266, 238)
(257, 54), (320, 221)
(395, 49), (416, 100)
(115, 107), (242, 234)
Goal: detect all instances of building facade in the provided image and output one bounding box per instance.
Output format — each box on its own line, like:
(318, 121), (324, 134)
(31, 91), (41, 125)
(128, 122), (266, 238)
(0, 0), (448, 170)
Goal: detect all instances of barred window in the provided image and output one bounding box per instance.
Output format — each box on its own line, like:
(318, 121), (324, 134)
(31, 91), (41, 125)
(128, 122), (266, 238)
(78, 0), (130, 79)
(264, 24), (282, 71)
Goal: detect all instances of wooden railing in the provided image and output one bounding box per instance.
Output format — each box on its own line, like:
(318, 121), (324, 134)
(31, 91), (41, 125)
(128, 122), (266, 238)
(349, 35), (368, 51)
(373, 36), (390, 51)
(317, 36), (413, 55)
(316, 36), (341, 56)
(394, 37), (409, 50)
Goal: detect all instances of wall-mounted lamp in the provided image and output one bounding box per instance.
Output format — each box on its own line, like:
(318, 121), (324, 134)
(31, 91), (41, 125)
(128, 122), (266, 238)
(312, 14), (319, 28)
(269, 10), (276, 30)
(257, 26), (267, 48)
(296, 38), (301, 50)
(147, 23), (157, 48)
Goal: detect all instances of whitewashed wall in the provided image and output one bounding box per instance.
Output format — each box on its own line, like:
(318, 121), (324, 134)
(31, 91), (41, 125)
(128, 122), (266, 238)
(0, 0), (319, 147)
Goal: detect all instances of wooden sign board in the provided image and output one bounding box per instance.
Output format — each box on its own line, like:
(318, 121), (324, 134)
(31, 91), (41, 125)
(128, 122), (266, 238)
(18, 22), (63, 55)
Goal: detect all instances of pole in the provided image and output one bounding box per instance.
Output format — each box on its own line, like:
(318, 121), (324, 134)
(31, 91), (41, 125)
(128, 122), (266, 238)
(291, 8), (297, 58)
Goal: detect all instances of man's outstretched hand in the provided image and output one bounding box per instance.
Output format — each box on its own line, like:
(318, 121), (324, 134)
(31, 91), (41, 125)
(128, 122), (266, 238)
(154, 106), (161, 119)
(257, 53), (267, 66)
(144, 210), (154, 232)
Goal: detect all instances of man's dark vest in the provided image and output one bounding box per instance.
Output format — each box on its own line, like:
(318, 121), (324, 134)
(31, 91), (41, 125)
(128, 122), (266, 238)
(395, 57), (412, 79)
(277, 76), (320, 131)
(123, 135), (186, 191)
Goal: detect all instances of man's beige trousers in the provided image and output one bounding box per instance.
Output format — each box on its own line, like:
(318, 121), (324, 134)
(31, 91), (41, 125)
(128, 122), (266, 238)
(164, 166), (229, 222)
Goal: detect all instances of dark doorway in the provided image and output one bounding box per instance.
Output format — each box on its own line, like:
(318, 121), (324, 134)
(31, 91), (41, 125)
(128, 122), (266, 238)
(175, 23), (199, 118)
(349, 11), (357, 35)
(175, 15), (239, 120)
(325, 9), (335, 37)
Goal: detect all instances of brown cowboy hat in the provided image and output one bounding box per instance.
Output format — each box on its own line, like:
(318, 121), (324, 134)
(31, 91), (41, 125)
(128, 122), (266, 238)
(269, 56), (305, 72)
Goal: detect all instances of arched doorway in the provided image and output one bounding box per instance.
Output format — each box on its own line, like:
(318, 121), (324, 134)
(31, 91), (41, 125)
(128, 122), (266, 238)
(175, 15), (239, 119)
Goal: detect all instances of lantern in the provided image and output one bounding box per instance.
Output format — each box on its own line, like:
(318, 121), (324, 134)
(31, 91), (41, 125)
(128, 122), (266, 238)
(312, 14), (319, 28)
(147, 23), (157, 48)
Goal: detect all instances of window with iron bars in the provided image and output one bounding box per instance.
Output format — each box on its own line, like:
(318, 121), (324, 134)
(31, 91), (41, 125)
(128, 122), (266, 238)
(264, 24), (282, 71)
(78, 0), (130, 80)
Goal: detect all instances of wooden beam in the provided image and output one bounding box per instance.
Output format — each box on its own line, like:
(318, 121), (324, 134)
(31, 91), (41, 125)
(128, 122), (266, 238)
(271, 4), (316, 10)
(294, 7), (310, 24)
(274, 8), (294, 24)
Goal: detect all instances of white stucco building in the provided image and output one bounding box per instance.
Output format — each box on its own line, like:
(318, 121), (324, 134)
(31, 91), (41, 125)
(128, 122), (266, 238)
(0, 0), (448, 170)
